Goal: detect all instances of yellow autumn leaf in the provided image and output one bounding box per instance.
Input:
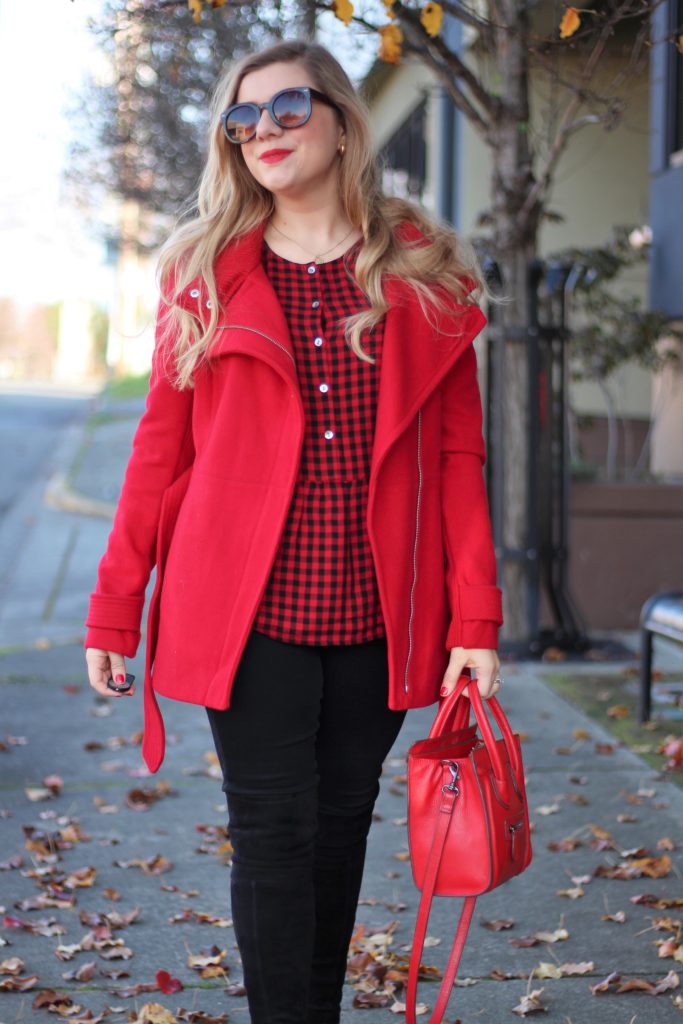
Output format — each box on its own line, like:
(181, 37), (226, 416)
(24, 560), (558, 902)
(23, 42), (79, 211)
(383, 0), (396, 20)
(333, 0), (354, 26)
(379, 23), (403, 64)
(678, 34), (683, 54)
(188, 0), (203, 23)
(420, 1), (443, 38)
(559, 6), (581, 38)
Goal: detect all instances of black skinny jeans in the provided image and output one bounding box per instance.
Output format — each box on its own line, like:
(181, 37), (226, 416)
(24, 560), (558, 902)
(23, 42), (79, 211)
(205, 627), (407, 1024)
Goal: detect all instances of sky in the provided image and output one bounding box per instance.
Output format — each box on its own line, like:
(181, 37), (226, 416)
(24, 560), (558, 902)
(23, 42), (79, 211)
(0, 0), (378, 311)
(0, 0), (109, 308)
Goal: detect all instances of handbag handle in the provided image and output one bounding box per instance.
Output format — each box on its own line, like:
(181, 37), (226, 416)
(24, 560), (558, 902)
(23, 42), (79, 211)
(430, 670), (522, 805)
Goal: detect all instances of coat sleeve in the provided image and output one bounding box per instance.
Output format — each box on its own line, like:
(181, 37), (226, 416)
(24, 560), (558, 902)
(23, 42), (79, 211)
(440, 336), (503, 651)
(83, 298), (195, 656)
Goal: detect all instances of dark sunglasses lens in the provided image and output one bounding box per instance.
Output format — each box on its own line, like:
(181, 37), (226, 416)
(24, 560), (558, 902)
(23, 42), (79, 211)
(225, 105), (259, 142)
(272, 89), (310, 128)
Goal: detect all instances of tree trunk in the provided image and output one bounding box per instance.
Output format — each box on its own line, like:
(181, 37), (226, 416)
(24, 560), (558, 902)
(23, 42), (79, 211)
(490, 0), (541, 645)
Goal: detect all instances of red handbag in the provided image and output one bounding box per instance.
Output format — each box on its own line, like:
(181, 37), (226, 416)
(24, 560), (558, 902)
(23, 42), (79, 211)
(405, 669), (533, 1024)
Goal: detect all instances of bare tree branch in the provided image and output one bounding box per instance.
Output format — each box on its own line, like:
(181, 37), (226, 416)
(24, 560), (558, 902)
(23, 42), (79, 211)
(393, 0), (497, 125)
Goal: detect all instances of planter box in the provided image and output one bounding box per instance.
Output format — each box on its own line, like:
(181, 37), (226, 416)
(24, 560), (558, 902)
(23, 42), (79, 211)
(567, 482), (683, 629)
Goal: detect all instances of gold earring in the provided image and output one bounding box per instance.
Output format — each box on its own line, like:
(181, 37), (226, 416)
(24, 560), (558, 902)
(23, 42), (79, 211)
(338, 141), (346, 156)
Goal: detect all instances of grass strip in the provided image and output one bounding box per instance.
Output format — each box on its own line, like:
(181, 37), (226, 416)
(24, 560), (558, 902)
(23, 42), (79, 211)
(539, 666), (683, 789)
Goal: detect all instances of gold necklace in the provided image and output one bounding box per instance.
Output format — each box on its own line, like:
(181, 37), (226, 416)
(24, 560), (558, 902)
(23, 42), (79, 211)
(269, 220), (359, 265)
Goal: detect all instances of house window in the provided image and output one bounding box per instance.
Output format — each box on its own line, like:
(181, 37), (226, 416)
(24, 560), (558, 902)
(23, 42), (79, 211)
(379, 99), (427, 201)
(668, 0), (683, 163)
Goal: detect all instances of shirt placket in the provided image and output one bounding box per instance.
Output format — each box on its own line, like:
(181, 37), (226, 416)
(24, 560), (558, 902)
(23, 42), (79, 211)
(307, 260), (339, 473)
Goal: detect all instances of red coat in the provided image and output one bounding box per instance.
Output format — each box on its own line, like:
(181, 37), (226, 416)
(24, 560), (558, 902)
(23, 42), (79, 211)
(84, 219), (503, 773)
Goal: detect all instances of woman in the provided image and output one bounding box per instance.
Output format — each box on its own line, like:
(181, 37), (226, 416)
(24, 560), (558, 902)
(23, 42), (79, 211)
(84, 39), (503, 1024)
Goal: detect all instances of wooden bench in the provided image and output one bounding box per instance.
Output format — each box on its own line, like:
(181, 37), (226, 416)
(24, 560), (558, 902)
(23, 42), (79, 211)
(639, 590), (683, 722)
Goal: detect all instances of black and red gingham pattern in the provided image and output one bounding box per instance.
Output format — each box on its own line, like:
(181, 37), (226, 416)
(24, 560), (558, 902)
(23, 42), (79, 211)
(252, 238), (387, 645)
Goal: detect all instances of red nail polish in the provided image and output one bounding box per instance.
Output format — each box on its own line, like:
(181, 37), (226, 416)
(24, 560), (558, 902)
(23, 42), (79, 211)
(115, 673), (125, 683)
(440, 686), (449, 696)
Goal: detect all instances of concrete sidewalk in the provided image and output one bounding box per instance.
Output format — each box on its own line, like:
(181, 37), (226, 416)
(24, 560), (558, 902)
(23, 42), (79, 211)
(1, 392), (682, 1023)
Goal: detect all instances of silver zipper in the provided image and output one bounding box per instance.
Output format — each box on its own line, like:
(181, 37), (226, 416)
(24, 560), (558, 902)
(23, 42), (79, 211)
(218, 324), (296, 366)
(509, 820), (524, 860)
(403, 409), (423, 694)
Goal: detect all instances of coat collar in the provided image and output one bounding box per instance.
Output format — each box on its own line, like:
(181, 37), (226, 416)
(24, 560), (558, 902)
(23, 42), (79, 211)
(179, 219), (487, 477)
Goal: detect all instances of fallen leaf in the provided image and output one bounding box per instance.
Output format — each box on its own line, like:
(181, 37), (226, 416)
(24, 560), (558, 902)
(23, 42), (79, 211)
(558, 961), (593, 975)
(0, 974), (39, 991)
(590, 970), (620, 994)
(132, 1003), (177, 1024)
(535, 804), (560, 816)
(556, 886), (584, 899)
(511, 985), (548, 1015)
(353, 991), (393, 1007)
(156, 969), (184, 993)
(0, 956), (25, 974)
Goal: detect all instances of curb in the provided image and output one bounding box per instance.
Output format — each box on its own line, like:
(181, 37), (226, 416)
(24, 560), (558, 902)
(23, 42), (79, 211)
(44, 471), (116, 520)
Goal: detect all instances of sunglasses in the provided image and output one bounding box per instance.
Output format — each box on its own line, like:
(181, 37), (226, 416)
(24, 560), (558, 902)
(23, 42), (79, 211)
(221, 86), (342, 144)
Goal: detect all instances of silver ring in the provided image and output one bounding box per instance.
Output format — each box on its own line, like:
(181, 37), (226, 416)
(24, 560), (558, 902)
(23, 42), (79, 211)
(493, 676), (503, 686)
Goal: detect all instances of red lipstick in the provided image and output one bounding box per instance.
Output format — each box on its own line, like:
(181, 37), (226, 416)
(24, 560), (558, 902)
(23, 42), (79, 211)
(259, 149), (292, 163)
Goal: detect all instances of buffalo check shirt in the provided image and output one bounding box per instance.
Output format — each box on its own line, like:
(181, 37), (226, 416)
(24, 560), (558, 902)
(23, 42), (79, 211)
(251, 237), (387, 646)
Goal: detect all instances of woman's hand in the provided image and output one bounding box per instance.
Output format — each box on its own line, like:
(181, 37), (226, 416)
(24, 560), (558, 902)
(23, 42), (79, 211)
(85, 648), (136, 698)
(441, 646), (501, 700)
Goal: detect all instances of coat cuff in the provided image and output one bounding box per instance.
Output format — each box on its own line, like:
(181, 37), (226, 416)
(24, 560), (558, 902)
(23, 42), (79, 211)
(445, 584), (504, 650)
(85, 593), (145, 632)
(83, 626), (140, 658)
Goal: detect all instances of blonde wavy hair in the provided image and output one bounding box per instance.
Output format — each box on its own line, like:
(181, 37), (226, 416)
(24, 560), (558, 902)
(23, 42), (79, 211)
(157, 39), (496, 390)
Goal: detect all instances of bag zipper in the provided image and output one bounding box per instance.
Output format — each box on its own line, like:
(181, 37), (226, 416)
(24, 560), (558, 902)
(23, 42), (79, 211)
(403, 409), (423, 694)
(508, 819), (525, 860)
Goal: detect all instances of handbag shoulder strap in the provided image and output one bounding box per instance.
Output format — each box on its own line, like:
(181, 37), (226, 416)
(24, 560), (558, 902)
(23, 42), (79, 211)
(405, 776), (476, 1024)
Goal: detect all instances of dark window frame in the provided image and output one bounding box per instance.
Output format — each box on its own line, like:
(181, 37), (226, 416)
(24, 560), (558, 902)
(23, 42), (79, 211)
(378, 98), (428, 202)
(666, 0), (683, 161)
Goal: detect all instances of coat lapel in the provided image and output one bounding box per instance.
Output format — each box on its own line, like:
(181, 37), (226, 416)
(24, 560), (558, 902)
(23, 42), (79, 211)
(370, 279), (486, 477)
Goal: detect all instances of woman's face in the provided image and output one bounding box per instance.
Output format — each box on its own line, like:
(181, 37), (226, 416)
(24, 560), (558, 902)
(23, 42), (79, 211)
(233, 61), (344, 202)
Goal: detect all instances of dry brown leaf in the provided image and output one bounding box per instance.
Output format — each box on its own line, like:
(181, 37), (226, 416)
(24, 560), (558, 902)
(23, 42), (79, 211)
(132, 1003), (178, 1024)
(0, 973), (39, 991)
(544, 835), (581, 851)
(558, 961), (594, 975)
(535, 803), (560, 816)
(481, 918), (514, 931)
(511, 986), (548, 1015)
(556, 886), (584, 899)
(590, 970), (620, 994)
(0, 956), (25, 974)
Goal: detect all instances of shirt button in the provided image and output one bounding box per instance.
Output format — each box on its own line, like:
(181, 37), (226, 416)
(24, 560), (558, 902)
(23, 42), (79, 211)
(307, 265), (316, 275)
(324, 430), (335, 440)
(319, 383), (329, 393)
(312, 300), (320, 309)
(314, 336), (324, 346)
(206, 300), (212, 309)
(190, 288), (200, 298)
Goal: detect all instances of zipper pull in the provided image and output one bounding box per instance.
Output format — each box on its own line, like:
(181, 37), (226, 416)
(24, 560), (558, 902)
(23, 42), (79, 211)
(509, 820), (524, 860)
